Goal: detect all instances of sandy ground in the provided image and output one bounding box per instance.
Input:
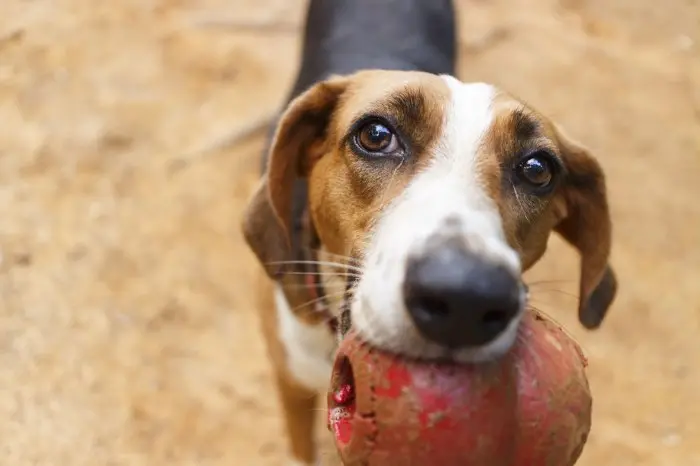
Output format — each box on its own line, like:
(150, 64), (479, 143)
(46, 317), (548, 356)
(0, 0), (698, 464)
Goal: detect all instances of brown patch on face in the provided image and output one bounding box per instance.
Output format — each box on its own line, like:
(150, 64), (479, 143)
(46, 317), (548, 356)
(478, 93), (563, 270)
(306, 70), (451, 259)
(478, 90), (616, 327)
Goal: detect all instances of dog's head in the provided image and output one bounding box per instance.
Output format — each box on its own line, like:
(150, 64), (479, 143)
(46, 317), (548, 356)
(243, 70), (617, 362)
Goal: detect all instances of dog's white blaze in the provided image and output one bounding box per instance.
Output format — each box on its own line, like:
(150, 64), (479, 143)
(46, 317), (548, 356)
(274, 285), (335, 392)
(352, 76), (522, 363)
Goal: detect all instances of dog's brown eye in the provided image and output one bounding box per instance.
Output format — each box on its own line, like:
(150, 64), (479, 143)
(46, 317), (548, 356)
(356, 122), (399, 154)
(516, 152), (554, 188)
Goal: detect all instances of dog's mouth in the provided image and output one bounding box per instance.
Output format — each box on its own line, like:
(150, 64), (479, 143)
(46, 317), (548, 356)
(341, 275), (530, 364)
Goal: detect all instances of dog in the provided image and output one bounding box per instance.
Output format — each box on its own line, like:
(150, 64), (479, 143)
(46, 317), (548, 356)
(242, 0), (618, 464)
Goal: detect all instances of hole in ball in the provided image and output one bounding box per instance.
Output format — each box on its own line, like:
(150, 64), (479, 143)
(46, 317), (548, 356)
(330, 355), (355, 408)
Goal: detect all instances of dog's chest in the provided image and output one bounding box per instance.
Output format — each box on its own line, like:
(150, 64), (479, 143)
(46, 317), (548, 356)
(274, 285), (336, 392)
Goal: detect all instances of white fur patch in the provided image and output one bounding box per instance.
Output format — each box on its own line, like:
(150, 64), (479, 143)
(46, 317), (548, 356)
(352, 76), (523, 363)
(274, 285), (336, 392)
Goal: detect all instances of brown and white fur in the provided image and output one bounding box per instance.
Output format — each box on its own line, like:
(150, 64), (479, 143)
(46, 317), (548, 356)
(242, 1), (617, 465)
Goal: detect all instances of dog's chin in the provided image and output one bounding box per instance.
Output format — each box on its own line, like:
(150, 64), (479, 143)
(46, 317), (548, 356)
(350, 302), (525, 364)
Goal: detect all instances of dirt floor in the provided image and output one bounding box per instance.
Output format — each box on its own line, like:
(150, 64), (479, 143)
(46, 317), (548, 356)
(0, 0), (698, 464)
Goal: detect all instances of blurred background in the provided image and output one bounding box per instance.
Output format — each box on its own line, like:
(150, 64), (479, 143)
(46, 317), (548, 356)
(0, 0), (698, 464)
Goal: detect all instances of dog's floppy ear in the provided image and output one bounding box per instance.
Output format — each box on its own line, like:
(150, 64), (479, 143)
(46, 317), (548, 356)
(242, 76), (349, 278)
(554, 127), (618, 329)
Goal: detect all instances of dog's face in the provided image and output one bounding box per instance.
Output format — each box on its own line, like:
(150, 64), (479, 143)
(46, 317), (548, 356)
(243, 70), (616, 362)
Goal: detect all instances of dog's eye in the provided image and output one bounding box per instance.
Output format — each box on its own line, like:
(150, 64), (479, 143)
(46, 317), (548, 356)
(516, 151), (556, 188)
(356, 122), (399, 154)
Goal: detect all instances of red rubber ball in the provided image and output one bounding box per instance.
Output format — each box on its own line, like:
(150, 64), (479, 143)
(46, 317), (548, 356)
(327, 310), (592, 466)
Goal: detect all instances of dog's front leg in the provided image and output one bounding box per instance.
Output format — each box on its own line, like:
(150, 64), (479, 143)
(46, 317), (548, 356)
(273, 372), (318, 466)
(257, 276), (323, 466)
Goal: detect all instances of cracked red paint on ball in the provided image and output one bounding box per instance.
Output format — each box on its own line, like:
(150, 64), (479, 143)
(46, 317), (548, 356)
(330, 384), (355, 445)
(327, 310), (592, 466)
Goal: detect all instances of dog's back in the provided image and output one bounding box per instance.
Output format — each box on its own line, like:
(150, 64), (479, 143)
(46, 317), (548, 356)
(290, 0), (457, 98)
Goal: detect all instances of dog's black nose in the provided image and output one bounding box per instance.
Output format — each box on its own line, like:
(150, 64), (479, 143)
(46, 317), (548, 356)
(403, 246), (522, 349)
